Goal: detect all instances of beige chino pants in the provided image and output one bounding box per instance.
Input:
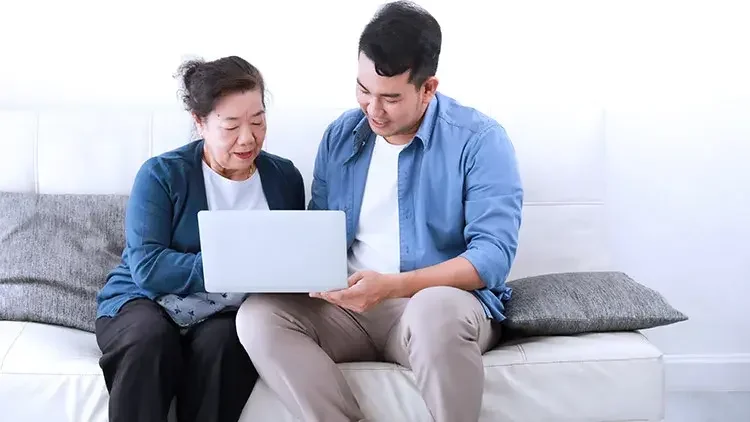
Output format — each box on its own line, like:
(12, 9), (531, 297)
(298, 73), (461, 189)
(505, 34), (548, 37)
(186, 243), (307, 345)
(236, 286), (501, 422)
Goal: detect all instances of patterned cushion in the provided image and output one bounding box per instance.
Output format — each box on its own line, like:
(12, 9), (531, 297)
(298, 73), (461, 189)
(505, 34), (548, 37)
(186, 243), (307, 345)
(0, 192), (127, 332)
(502, 271), (688, 336)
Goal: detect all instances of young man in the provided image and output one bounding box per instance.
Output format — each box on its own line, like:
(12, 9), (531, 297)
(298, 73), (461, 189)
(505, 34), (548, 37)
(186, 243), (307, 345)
(236, 2), (523, 421)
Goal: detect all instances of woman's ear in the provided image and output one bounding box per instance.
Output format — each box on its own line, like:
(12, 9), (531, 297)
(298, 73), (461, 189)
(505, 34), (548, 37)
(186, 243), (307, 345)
(192, 113), (205, 137)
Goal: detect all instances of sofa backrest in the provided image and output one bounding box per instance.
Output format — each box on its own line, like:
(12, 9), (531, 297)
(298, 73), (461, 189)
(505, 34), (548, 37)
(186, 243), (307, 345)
(0, 103), (610, 281)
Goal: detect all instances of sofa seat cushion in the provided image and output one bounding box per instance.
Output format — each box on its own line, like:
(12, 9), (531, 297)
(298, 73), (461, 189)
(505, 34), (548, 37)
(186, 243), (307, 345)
(0, 321), (664, 422)
(0, 321), (108, 422)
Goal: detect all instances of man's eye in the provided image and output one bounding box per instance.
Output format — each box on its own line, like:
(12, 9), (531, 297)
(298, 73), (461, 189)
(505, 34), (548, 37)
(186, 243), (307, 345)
(224, 127), (238, 131)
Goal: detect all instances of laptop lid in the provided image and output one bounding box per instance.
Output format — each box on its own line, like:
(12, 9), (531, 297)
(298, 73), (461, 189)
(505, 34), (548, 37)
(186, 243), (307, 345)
(197, 210), (349, 293)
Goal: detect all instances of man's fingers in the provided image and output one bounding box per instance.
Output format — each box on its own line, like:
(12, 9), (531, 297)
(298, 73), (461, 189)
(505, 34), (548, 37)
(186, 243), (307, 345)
(311, 284), (367, 313)
(326, 289), (349, 302)
(319, 293), (358, 312)
(347, 272), (364, 287)
(311, 291), (334, 300)
(311, 291), (339, 305)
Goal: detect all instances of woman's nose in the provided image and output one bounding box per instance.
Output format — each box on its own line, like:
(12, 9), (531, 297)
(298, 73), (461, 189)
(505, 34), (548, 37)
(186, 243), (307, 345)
(236, 126), (256, 145)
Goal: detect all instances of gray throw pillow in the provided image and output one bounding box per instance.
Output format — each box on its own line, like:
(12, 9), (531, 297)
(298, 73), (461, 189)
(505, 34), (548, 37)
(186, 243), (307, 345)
(502, 271), (688, 336)
(0, 192), (127, 332)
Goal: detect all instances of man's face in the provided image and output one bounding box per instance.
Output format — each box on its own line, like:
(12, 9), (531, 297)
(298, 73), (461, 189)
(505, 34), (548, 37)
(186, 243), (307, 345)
(355, 53), (437, 141)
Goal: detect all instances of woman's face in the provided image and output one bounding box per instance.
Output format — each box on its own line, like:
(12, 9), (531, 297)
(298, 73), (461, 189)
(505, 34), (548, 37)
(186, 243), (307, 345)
(195, 89), (266, 180)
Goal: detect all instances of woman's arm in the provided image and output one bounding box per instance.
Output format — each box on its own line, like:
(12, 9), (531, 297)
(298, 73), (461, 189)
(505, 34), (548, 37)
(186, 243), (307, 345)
(290, 163), (306, 211)
(125, 159), (205, 296)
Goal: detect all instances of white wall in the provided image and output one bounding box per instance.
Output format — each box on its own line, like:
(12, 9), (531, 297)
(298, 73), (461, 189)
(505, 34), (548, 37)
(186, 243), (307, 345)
(1, 0), (748, 392)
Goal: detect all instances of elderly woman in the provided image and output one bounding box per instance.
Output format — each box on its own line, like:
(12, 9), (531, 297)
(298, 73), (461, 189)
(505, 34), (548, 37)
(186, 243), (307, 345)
(94, 56), (305, 422)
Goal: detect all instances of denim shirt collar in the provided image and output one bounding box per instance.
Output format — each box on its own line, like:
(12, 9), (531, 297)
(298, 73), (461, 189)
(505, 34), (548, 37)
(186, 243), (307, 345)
(347, 94), (440, 161)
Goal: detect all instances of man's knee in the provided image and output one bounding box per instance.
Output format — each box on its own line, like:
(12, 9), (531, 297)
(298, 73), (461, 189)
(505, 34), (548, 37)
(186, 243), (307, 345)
(236, 295), (297, 352)
(401, 287), (483, 345)
(405, 286), (481, 323)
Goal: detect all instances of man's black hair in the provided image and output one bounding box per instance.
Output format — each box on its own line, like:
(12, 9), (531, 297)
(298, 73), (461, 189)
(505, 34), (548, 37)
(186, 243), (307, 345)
(358, 1), (442, 87)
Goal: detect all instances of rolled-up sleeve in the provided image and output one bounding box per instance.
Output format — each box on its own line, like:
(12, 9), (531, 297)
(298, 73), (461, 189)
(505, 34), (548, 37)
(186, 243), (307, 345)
(460, 124), (523, 291)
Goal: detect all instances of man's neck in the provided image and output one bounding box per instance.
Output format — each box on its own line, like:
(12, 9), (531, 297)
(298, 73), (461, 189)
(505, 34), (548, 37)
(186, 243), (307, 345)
(384, 110), (427, 145)
(383, 133), (414, 145)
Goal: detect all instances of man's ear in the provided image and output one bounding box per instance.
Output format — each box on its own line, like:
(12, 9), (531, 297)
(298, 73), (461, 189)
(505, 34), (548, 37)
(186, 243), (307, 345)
(421, 76), (439, 104)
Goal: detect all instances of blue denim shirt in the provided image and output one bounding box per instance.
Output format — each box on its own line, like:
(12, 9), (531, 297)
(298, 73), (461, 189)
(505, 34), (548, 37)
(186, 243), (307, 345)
(309, 92), (523, 321)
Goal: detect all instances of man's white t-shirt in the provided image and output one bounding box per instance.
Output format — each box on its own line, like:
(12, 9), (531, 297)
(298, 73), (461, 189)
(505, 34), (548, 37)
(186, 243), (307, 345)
(347, 135), (410, 275)
(156, 161), (269, 327)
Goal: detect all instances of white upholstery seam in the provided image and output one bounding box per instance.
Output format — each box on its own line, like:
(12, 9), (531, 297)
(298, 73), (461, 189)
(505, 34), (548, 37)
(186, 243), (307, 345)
(1, 355), (663, 376)
(477, 356), (662, 367)
(33, 113), (39, 193)
(0, 322), (28, 372)
(516, 344), (528, 362)
(524, 201), (604, 206)
(148, 112), (154, 158)
(335, 355), (662, 372)
(0, 372), (103, 376)
(599, 419), (655, 422)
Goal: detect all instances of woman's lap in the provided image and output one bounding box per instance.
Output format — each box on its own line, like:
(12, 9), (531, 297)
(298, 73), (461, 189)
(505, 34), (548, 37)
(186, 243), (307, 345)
(96, 298), (246, 356)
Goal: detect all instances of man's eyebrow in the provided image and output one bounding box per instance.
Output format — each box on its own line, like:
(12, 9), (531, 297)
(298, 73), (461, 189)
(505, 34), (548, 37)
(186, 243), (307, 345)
(357, 79), (401, 98)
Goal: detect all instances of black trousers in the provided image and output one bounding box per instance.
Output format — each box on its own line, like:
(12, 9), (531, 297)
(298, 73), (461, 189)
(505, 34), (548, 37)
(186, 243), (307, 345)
(95, 298), (258, 422)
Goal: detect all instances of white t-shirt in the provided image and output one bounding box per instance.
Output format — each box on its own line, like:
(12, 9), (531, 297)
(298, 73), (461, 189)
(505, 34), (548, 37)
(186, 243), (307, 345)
(156, 161), (269, 327)
(202, 161), (269, 211)
(347, 135), (410, 275)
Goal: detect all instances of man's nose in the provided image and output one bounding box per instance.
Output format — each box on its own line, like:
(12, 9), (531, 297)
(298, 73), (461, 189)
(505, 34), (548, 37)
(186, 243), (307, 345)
(367, 99), (384, 116)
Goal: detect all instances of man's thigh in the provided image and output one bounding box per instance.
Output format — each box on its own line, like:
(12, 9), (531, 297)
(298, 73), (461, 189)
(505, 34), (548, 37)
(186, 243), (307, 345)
(382, 286), (501, 366)
(239, 294), (380, 363)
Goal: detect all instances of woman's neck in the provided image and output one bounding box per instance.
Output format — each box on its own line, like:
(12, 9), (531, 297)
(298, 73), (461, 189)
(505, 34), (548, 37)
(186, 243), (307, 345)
(203, 148), (255, 181)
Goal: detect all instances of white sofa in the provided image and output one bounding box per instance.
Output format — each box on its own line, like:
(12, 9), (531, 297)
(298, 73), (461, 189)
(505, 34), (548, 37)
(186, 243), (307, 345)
(0, 105), (665, 421)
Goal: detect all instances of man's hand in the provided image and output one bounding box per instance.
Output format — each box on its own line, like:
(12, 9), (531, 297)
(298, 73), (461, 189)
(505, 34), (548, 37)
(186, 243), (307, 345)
(310, 270), (402, 313)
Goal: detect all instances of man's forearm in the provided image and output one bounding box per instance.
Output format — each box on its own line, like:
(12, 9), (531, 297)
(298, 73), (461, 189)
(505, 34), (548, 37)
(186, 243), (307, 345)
(392, 256), (485, 297)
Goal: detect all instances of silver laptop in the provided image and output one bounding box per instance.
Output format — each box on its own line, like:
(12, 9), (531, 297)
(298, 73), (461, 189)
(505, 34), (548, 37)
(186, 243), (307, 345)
(197, 210), (349, 293)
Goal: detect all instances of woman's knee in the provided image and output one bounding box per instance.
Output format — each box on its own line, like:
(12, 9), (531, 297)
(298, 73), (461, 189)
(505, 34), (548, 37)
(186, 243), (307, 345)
(188, 314), (242, 355)
(99, 302), (181, 360)
(127, 318), (181, 360)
